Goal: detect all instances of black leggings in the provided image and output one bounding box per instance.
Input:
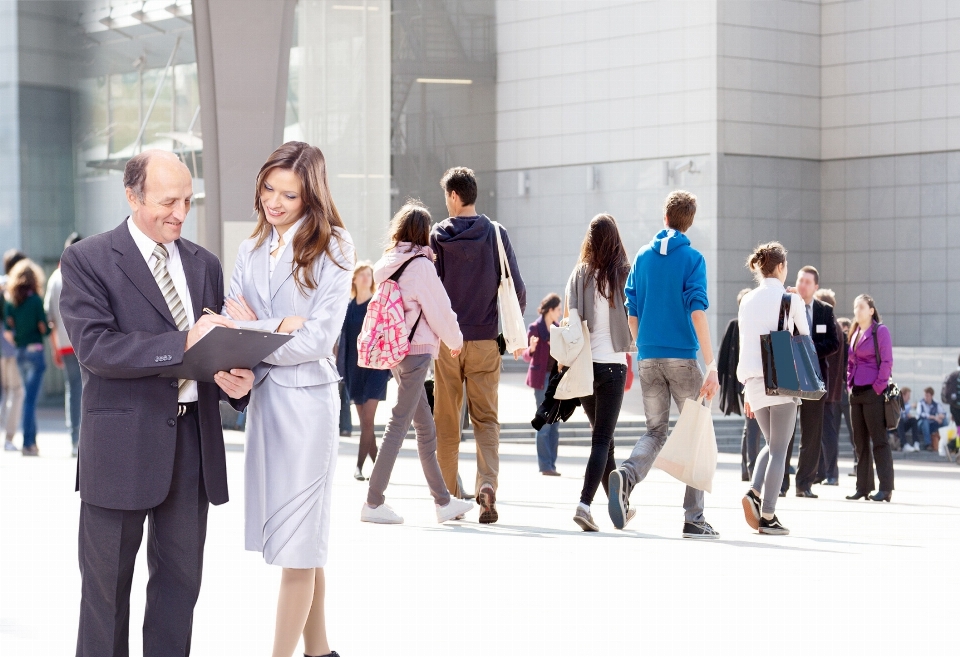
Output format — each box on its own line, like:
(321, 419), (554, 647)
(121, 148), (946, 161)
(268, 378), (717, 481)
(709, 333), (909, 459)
(579, 363), (627, 506)
(850, 387), (894, 492)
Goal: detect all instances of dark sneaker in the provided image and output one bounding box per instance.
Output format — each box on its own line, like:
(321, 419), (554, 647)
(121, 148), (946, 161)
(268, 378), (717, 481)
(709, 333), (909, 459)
(682, 520), (720, 539)
(477, 486), (498, 524)
(758, 515), (789, 535)
(741, 490), (761, 530)
(607, 468), (629, 529)
(573, 506), (599, 532)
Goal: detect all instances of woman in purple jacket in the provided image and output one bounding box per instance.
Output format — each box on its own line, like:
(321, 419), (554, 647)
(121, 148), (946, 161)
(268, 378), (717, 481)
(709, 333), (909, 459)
(523, 293), (562, 475)
(845, 294), (894, 502)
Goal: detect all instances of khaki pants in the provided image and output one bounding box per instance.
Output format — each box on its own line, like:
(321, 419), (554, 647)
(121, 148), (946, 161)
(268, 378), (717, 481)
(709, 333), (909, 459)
(434, 340), (500, 496)
(0, 356), (24, 441)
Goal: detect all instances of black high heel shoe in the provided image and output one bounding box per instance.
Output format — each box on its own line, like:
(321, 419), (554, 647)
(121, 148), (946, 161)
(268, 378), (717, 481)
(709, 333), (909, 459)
(870, 491), (892, 502)
(846, 491), (871, 500)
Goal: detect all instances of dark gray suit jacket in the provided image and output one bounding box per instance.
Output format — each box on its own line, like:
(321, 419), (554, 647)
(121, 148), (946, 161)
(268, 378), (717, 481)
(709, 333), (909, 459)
(59, 220), (247, 510)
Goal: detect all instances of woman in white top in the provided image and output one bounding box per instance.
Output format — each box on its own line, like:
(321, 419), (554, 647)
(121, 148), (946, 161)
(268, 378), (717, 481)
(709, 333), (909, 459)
(736, 242), (809, 536)
(225, 142), (353, 657)
(564, 214), (637, 531)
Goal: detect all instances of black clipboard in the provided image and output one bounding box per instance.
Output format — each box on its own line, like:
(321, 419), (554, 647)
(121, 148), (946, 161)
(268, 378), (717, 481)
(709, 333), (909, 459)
(158, 326), (293, 383)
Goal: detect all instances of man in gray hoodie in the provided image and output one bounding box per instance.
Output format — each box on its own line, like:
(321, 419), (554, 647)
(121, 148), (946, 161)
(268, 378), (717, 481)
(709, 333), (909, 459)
(430, 167), (526, 524)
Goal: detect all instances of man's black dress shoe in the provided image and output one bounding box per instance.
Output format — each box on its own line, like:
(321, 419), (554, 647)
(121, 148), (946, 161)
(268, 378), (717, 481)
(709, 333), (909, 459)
(846, 491), (871, 500)
(796, 489), (818, 498)
(870, 491), (892, 502)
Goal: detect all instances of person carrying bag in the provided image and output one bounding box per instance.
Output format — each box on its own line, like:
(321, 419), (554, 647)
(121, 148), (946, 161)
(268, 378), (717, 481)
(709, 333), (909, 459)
(736, 242), (810, 536)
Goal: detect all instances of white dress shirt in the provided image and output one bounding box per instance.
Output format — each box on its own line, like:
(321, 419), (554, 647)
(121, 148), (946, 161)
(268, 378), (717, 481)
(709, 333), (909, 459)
(127, 217), (198, 403)
(269, 217), (303, 276)
(736, 277), (810, 411)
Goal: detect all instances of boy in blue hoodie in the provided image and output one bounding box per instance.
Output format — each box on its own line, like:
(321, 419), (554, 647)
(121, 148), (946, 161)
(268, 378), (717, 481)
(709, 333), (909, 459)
(607, 190), (721, 539)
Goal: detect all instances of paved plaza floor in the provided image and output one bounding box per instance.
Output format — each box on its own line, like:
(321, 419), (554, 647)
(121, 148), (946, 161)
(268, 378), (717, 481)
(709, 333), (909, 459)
(2, 417), (958, 657)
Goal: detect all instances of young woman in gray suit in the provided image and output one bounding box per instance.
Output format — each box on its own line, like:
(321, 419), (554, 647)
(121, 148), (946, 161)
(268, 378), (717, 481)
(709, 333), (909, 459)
(224, 142), (353, 657)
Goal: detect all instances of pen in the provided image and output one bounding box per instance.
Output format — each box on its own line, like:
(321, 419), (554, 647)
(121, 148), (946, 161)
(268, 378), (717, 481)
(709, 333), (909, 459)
(202, 308), (217, 316)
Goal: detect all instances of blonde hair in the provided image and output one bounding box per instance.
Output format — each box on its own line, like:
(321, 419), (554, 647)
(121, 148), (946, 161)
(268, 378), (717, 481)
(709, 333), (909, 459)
(4, 259), (44, 306)
(351, 261), (375, 299)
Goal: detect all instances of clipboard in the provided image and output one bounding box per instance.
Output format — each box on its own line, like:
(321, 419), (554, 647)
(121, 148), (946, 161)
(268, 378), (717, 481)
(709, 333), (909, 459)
(158, 326), (293, 383)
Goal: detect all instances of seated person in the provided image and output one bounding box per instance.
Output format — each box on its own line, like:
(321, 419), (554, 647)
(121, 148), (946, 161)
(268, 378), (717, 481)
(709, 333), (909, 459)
(917, 387), (947, 451)
(897, 387), (921, 452)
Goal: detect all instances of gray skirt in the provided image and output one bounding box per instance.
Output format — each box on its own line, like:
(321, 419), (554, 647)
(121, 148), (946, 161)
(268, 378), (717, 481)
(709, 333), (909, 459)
(244, 378), (339, 568)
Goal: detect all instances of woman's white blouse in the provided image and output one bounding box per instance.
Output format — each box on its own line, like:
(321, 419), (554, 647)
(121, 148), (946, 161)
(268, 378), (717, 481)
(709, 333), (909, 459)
(736, 277), (810, 410)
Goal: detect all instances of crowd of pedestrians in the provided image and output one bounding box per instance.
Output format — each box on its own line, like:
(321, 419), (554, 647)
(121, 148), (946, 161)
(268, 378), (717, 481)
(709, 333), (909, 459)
(4, 143), (960, 657)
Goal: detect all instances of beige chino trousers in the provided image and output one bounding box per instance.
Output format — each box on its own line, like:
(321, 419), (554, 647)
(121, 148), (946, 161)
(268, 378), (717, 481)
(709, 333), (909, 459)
(434, 339), (501, 497)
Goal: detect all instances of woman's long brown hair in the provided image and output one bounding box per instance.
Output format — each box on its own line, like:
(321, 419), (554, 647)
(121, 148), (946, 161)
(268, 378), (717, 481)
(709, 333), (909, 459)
(251, 142), (350, 292)
(4, 259), (44, 306)
(848, 293), (881, 341)
(577, 213), (629, 307)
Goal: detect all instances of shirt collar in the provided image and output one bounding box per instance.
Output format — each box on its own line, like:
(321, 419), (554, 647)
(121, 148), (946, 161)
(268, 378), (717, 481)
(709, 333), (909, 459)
(759, 277), (784, 289)
(127, 216), (176, 263)
(269, 217), (304, 251)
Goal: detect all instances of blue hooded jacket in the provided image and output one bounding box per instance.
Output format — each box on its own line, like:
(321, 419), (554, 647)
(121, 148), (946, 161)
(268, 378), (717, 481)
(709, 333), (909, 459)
(624, 229), (709, 360)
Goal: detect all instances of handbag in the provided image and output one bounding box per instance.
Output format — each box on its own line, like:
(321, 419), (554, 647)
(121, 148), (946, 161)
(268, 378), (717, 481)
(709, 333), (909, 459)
(549, 308), (585, 366)
(760, 294), (826, 400)
(491, 222), (526, 354)
(653, 395), (718, 493)
(554, 321), (594, 400)
(871, 327), (902, 430)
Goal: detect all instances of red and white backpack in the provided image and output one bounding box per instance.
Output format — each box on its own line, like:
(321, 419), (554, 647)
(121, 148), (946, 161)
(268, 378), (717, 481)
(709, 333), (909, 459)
(357, 255), (425, 370)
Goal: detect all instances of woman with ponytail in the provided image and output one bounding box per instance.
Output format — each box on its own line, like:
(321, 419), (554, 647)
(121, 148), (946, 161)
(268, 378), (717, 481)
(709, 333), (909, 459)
(736, 242), (809, 535)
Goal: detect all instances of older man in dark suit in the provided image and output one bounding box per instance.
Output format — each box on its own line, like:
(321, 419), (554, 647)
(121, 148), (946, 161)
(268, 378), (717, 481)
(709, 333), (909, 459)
(788, 265), (840, 498)
(60, 150), (254, 657)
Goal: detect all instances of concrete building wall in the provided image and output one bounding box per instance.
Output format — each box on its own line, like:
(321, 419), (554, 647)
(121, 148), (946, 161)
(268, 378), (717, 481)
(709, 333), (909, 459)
(495, 0), (719, 341)
(0, 0), (20, 258)
(819, 0), (960, 351)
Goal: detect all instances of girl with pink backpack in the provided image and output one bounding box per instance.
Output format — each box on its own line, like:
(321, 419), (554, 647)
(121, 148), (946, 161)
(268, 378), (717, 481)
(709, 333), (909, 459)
(359, 200), (473, 524)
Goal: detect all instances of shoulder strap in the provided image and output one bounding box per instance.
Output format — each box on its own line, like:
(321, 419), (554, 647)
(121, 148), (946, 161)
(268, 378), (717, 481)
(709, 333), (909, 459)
(777, 293), (791, 332)
(491, 221), (510, 280)
(871, 323), (881, 368)
(388, 253), (427, 282)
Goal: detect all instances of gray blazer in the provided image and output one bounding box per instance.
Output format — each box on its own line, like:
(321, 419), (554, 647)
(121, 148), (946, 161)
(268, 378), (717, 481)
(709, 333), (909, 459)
(225, 227), (355, 387)
(566, 265), (637, 354)
(59, 220), (248, 510)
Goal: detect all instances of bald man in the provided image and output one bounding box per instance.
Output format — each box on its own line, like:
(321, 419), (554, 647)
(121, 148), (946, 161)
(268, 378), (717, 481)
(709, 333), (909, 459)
(60, 150), (255, 656)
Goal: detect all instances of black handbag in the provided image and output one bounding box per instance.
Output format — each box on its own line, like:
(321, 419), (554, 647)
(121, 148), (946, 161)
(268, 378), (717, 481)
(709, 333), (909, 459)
(760, 294), (826, 400)
(871, 327), (902, 430)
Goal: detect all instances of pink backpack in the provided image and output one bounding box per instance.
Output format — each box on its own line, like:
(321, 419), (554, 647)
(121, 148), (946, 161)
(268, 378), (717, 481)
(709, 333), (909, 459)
(357, 255), (425, 370)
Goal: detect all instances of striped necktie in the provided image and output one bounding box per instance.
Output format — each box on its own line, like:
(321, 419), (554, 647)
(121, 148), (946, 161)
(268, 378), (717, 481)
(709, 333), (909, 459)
(152, 244), (191, 396)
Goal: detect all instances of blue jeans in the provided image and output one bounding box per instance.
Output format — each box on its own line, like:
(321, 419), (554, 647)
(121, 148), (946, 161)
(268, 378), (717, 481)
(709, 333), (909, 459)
(534, 386), (559, 472)
(16, 347), (46, 449)
(920, 418), (942, 448)
(63, 353), (82, 448)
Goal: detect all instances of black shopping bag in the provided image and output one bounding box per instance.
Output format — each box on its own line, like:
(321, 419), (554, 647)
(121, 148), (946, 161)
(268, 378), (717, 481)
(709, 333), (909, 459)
(760, 294), (826, 400)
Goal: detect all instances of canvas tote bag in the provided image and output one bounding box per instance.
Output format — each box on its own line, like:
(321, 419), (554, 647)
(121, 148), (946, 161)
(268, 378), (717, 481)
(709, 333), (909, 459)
(554, 322), (594, 400)
(492, 221), (527, 354)
(653, 395), (718, 493)
(549, 308), (586, 366)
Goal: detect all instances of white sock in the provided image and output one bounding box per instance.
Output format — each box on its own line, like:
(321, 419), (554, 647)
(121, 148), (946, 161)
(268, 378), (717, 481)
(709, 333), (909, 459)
(578, 502), (591, 514)
(761, 512), (774, 521)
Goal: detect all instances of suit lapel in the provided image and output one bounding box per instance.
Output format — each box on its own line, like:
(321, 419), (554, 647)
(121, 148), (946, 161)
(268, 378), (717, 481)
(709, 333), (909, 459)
(112, 223), (177, 328)
(270, 243), (296, 299)
(251, 240), (271, 307)
(177, 239), (206, 322)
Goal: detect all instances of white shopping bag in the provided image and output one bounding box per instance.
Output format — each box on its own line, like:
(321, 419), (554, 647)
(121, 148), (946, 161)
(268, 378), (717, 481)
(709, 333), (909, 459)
(653, 395), (718, 493)
(554, 322), (594, 400)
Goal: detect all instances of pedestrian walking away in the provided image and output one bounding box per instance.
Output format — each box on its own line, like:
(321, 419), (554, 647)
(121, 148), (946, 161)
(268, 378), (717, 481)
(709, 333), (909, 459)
(736, 243), (810, 536)
(45, 232), (84, 457)
(360, 200), (472, 526)
(564, 214), (635, 532)
(523, 293), (563, 476)
(607, 190), (721, 539)
(845, 295), (895, 503)
(789, 267), (839, 498)
(0, 249), (26, 452)
(430, 166), (526, 524)
(3, 258), (49, 457)
(338, 261), (391, 480)
(224, 142), (351, 657)
(60, 150), (254, 657)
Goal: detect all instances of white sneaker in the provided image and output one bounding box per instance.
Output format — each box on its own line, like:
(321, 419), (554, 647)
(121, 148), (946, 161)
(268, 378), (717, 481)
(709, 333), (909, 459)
(360, 503), (403, 524)
(903, 443), (916, 453)
(436, 498), (473, 523)
(4, 440), (17, 452)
